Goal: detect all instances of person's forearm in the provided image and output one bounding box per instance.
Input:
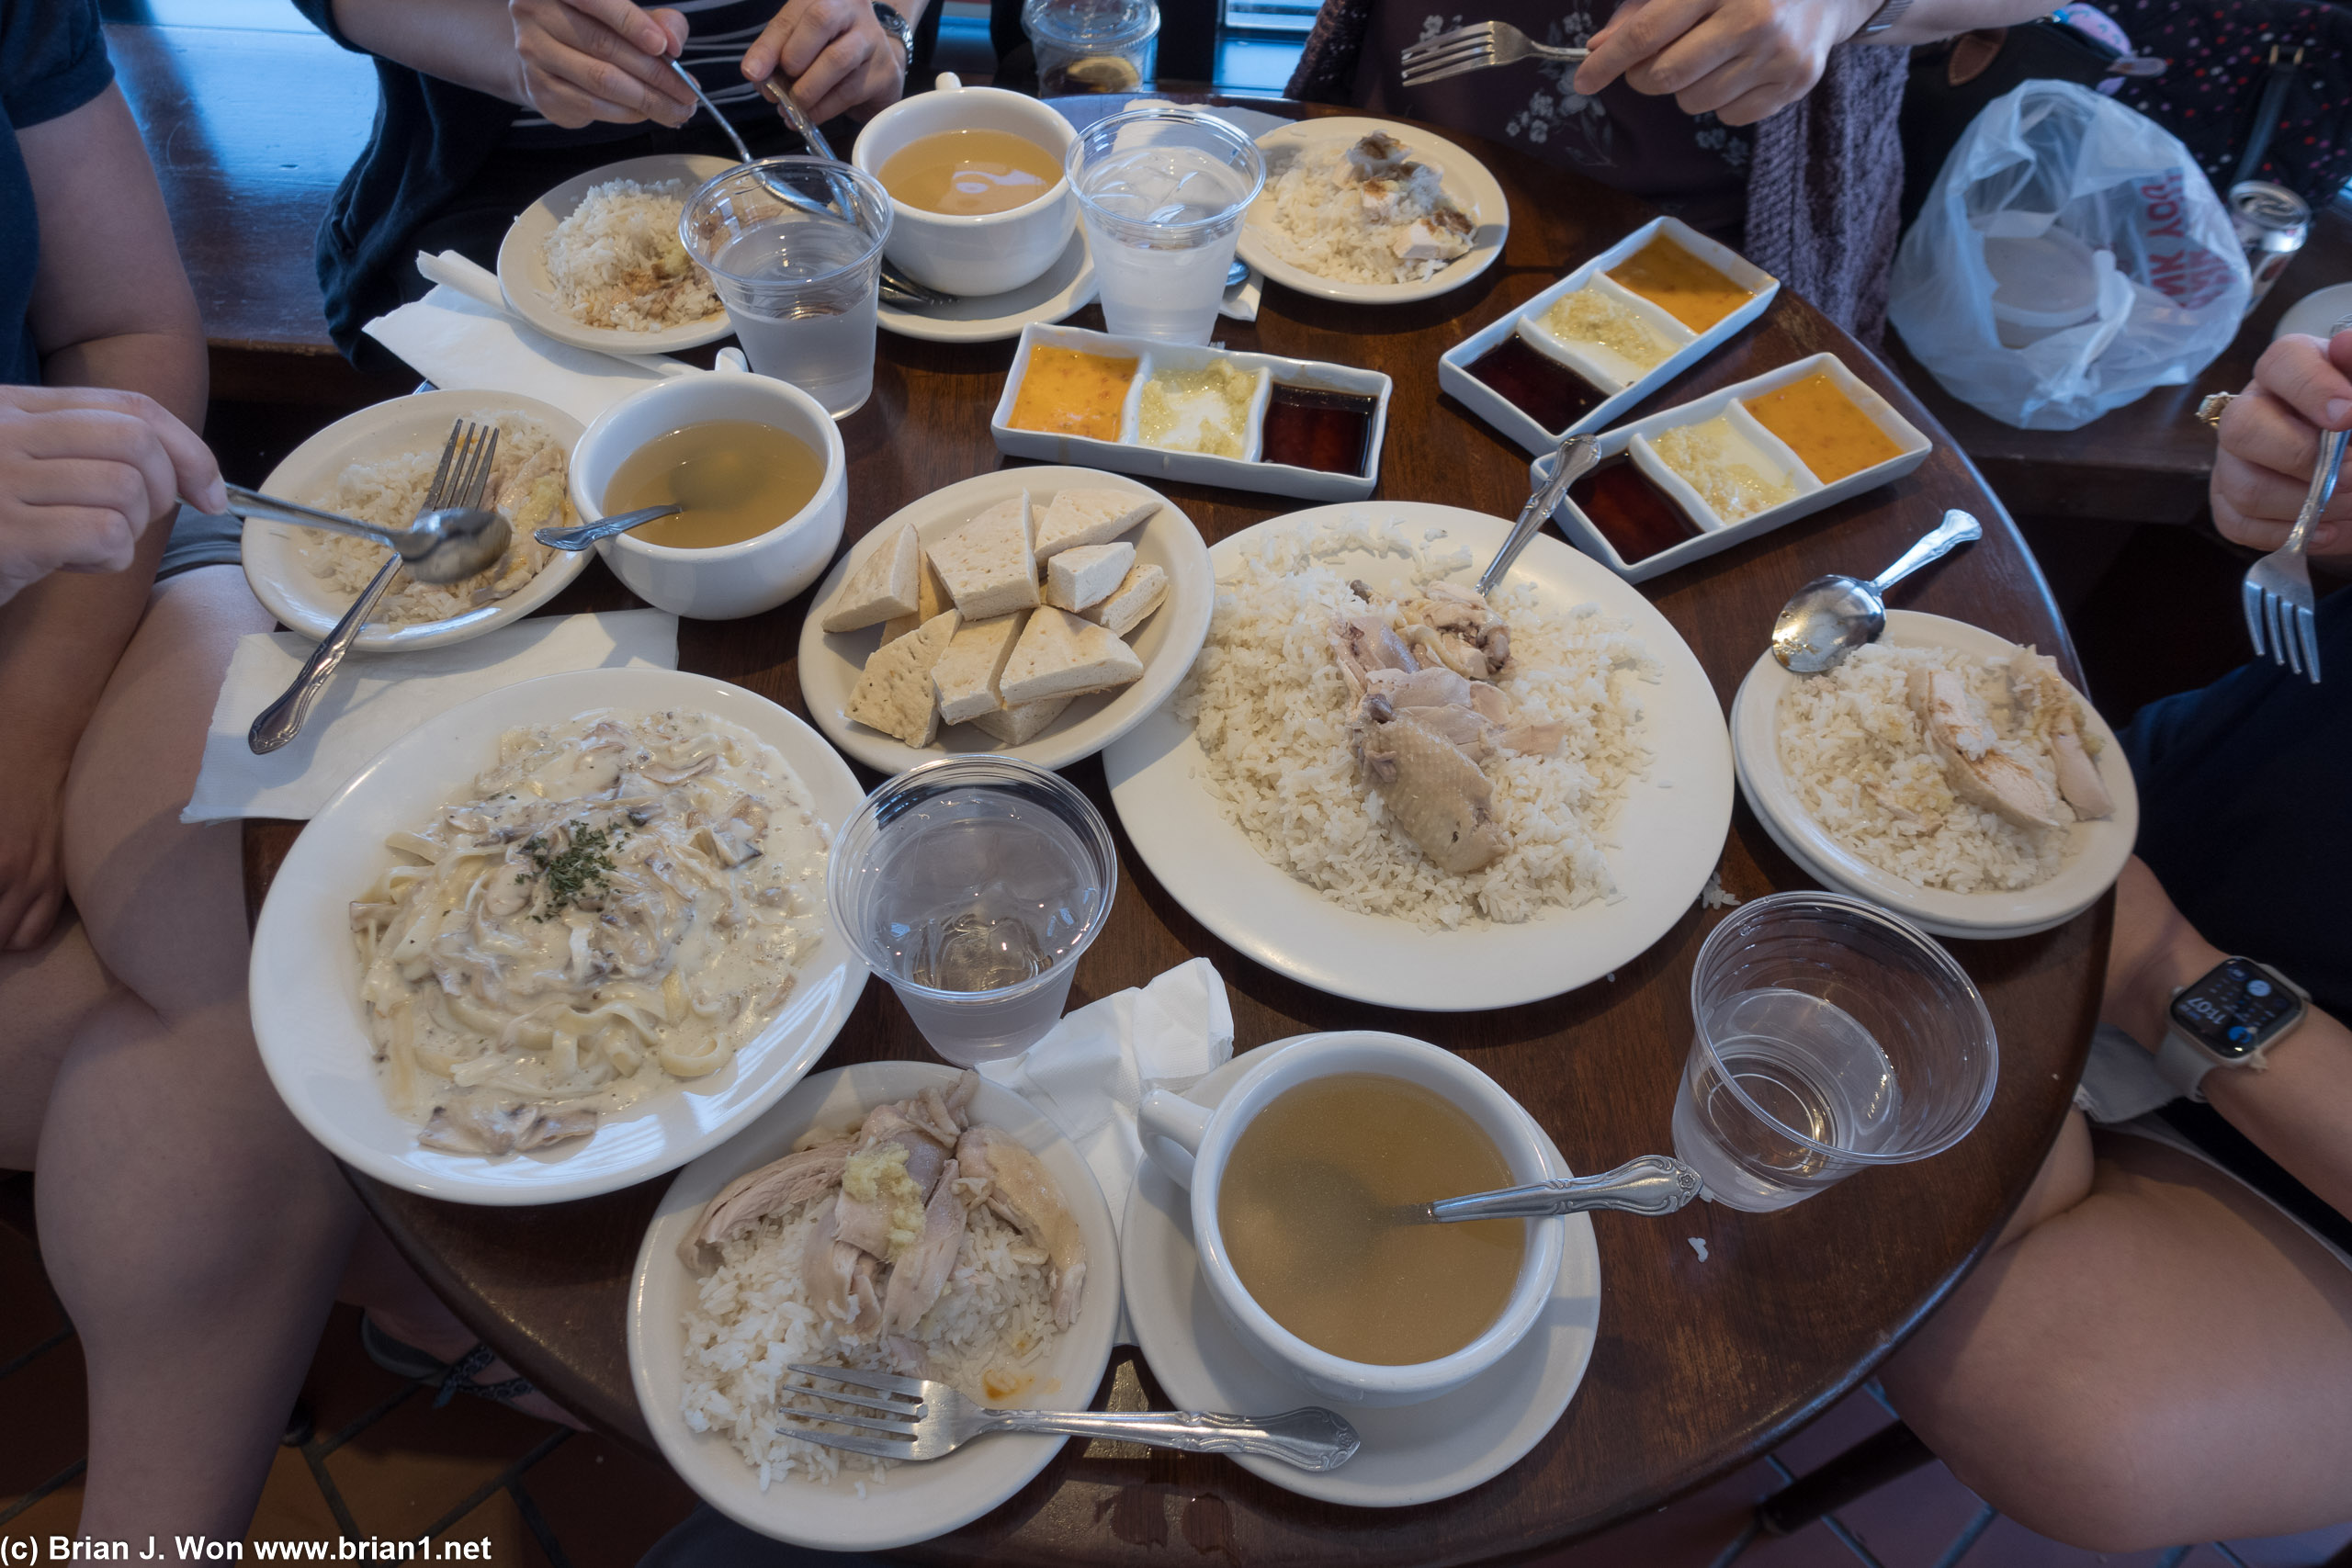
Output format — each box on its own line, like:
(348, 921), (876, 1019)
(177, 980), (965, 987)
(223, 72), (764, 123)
(1861, 1), (2061, 47)
(2132, 932), (2352, 1221)
(331, 0), (528, 104)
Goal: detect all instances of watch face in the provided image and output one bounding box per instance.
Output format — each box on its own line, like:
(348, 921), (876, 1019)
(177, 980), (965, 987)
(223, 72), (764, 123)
(2171, 959), (2302, 1059)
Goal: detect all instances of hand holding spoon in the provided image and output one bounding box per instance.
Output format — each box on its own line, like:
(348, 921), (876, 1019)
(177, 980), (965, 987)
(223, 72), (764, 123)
(1770, 509), (1984, 673)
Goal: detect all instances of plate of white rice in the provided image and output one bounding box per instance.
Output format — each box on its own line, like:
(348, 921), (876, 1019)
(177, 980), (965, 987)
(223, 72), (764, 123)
(1238, 118), (1508, 306)
(497, 154), (736, 354)
(1730, 611), (2139, 940)
(1102, 503), (1732, 1011)
(629, 1061), (1120, 1552)
(240, 389), (592, 652)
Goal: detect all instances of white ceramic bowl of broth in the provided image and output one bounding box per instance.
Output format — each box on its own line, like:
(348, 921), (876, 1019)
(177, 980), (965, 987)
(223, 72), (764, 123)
(852, 73), (1078, 299)
(571, 360), (846, 621)
(1136, 1032), (1565, 1407)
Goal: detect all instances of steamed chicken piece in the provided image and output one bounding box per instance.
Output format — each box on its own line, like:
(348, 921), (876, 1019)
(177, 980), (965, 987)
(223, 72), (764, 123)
(685, 1134), (854, 1258)
(2015, 651), (2115, 820)
(1906, 667), (2064, 830)
(835, 1104), (952, 1258)
(879, 1158), (967, 1336)
(471, 446), (565, 604)
(1329, 581), (1562, 874)
(955, 1123), (1089, 1329)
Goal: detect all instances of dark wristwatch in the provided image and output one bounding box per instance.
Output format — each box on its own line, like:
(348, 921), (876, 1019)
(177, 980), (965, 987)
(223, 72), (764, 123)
(2154, 956), (2311, 1102)
(872, 3), (913, 72)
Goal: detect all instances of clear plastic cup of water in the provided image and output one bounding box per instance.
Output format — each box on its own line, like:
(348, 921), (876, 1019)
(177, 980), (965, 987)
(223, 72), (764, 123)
(1066, 107), (1264, 344)
(680, 159), (892, 418)
(828, 757), (1118, 1067)
(1671, 892), (1998, 1213)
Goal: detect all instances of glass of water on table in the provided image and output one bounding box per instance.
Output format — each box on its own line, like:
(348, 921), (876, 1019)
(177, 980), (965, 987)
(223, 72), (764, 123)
(1673, 891), (1998, 1213)
(829, 757), (1118, 1067)
(680, 158), (892, 418)
(1067, 107), (1265, 344)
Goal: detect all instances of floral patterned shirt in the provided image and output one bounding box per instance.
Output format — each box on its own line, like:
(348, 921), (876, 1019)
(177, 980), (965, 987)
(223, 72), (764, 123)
(1351, 4), (1752, 239)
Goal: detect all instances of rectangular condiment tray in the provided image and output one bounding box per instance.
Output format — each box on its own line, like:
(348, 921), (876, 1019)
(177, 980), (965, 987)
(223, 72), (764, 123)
(990, 322), (1392, 502)
(1439, 216), (1779, 457)
(1531, 352), (1933, 583)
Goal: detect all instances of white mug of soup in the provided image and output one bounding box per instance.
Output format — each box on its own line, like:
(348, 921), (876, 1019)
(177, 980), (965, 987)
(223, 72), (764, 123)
(569, 354), (847, 621)
(1136, 1031), (1566, 1407)
(851, 73), (1079, 299)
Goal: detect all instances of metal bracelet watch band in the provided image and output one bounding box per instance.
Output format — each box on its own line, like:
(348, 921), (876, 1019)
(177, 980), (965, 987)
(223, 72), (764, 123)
(1858, 0), (1917, 36)
(873, 3), (913, 72)
(2154, 958), (2312, 1103)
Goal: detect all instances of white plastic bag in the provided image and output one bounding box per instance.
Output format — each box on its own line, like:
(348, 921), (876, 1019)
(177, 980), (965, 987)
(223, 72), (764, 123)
(1888, 80), (2249, 431)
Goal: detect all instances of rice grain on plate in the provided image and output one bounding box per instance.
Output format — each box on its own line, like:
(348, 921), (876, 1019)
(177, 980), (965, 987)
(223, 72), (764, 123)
(1775, 643), (2082, 892)
(296, 412), (570, 627)
(1173, 515), (1657, 930)
(680, 1194), (1058, 1490)
(543, 179), (721, 332)
(1256, 139), (1474, 286)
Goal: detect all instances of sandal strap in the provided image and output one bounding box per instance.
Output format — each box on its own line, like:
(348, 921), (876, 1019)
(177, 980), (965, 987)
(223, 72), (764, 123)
(431, 1341), (538, 1410)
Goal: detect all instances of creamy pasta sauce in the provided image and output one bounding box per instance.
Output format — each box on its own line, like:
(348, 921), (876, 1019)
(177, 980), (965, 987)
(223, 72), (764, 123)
(350, 710), (830, 1153)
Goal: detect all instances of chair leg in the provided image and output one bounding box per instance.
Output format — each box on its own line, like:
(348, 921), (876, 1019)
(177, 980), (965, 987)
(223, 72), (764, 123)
(1756, 1420), (1938, 1538)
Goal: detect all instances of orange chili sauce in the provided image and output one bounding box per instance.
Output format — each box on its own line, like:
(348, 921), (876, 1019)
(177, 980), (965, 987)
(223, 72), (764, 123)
(1743, 372), (1904, 484)
(1007, 346), (1138, 441)
(1604, 236), (1753, 333)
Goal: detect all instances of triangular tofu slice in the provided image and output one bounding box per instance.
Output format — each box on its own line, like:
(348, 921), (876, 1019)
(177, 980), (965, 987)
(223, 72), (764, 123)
(844, 610), (959, 747)
(1080, 561), (1168, 637)
(999, 606), (1145, 706)
(932, 614), (1024, 726)
(969, 695), (1072, 745)
(1034, 489), (1159, 562)
(879, 553), (949, 643)
(820, 523), (921, 634)
(1044, 541), (1136, 612)
(928, 495), (1038, 621)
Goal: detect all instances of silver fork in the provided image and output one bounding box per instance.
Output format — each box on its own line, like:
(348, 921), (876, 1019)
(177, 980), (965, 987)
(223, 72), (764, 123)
(777, 1363), (1361, 1472)
(2241, 312), (2350, 682)
(247, 421), (497, 755)
(1401, 21), (1587, 88)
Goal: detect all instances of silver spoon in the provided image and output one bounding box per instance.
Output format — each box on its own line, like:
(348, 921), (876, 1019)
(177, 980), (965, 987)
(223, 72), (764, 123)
(673, 62), (953, 309)
(1393, 1156), (1703, 1225)
(535, 503), (683, 550)
(1476, 433), (1597, 594)
(1770, 509), (1984, 674)
(221, 483), (511, 585)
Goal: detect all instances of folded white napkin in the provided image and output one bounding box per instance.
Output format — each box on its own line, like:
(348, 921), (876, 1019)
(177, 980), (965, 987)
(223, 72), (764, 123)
(978, 957), (1234, 1235)
(361, 253), (693, 428)
(183, 609), (679, 822)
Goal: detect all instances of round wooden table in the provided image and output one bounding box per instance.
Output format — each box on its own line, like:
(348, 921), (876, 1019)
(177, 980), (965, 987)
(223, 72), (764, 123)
(243, 100), (2104, 1565)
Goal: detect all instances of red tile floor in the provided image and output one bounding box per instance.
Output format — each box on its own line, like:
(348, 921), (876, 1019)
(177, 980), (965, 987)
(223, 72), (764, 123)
(5, 1189), (2346, 1568)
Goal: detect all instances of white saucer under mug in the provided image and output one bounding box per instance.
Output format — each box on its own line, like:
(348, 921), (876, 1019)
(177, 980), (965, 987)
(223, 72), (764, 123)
(1118, 1037), (1602, 1506)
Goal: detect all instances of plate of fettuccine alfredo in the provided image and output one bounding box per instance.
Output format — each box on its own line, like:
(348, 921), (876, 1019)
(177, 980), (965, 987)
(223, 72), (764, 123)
(249, 668), (867, 1205)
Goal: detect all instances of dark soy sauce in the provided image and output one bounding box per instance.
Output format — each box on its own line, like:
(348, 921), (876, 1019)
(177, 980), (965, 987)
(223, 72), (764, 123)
(1463, 335), (1608, 433)
(1261, 385), (1378, 476)
(1567, 457), (1704, 563)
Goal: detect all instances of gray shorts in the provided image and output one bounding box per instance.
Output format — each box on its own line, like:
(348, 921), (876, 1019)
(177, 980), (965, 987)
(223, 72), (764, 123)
(157, 502), (243, 582)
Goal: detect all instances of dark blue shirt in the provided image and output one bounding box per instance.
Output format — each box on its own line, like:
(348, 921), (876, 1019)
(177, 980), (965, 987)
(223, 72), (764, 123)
(0, 0), (115, 386)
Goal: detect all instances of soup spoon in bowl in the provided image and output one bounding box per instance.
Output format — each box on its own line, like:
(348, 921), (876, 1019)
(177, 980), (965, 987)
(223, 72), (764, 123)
(1395, 1154), (1702, 1224)
(535, 504), (683, 552)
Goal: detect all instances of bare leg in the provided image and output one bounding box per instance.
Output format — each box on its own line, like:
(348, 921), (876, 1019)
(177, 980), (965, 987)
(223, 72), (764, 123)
(32, 567), (360, 1541)
(0, 919), (111, 1169)
(1884, 1113), (2352, 1551)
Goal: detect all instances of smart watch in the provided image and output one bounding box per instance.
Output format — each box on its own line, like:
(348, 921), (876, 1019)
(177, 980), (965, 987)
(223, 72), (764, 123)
(872, 3), (913, 73)
(1858, 0), (1916, 35)
(2153, 955), (2311, 1102)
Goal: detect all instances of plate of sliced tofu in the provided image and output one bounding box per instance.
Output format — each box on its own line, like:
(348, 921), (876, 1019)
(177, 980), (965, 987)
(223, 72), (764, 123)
(797, 467), (1214, 774)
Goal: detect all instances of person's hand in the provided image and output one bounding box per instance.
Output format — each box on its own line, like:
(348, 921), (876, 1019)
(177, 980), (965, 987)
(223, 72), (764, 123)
(508, 0), (697, 129)
(0, 385), (221, 607)
(2211, 327), (2352, 565)
(1572, 0), (1880, 127)
(741, 0), (910, 127)
(2099, 857), (2225, 1053)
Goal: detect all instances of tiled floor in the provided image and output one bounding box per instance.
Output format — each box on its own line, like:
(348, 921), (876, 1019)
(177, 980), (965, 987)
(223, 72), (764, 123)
(5, 1192), (2346, 1568)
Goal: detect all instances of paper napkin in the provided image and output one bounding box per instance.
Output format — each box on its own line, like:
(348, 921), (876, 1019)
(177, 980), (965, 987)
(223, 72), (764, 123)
(978, 957), (1235, 1235)
(183, 609), (678, 822)
(361, 253), (694, 428)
